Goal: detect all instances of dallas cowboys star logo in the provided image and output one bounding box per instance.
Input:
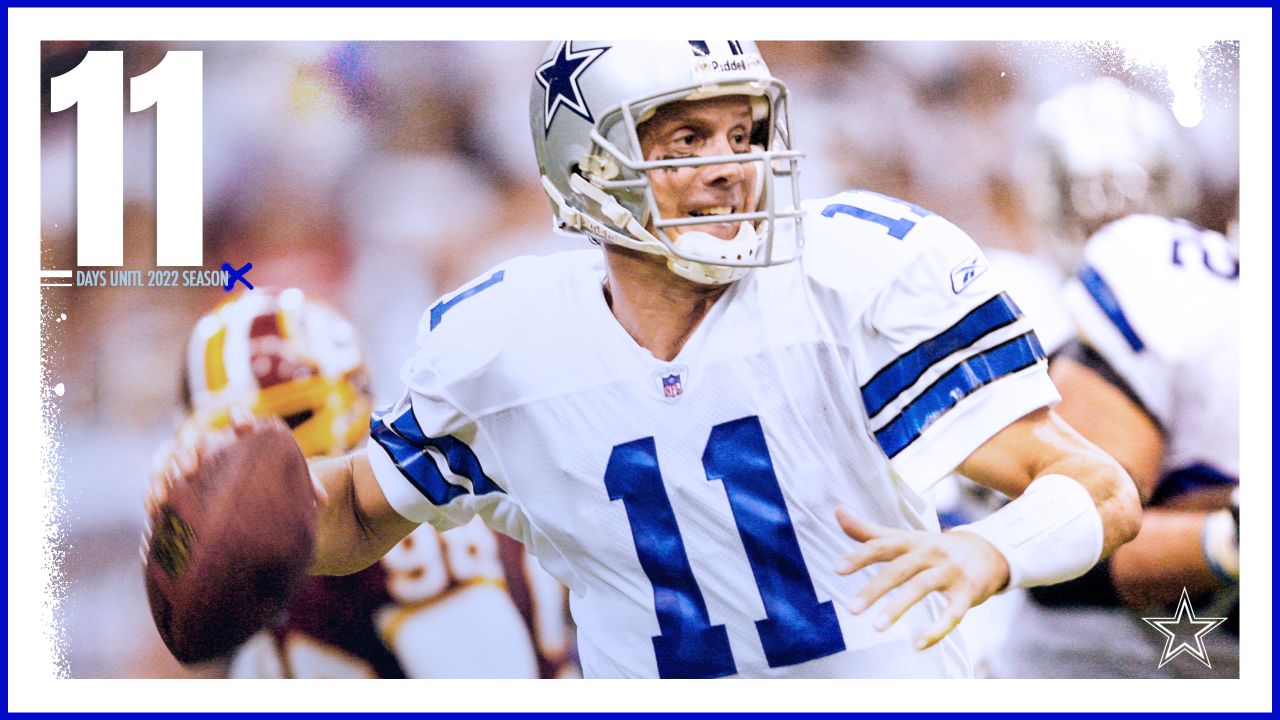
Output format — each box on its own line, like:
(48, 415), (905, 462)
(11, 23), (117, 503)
(1142, 587), (1228, 668)
(536, 41), (608, 136)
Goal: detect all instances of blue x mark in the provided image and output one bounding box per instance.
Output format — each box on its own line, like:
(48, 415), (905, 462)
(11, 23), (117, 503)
(222, 262), (254, 291)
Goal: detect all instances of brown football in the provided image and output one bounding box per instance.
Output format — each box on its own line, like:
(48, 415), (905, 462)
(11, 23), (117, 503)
(144, 419), (316, 664)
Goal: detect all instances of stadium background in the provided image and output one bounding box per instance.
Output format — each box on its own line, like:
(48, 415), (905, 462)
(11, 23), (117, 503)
(37, 40), (1239, 678)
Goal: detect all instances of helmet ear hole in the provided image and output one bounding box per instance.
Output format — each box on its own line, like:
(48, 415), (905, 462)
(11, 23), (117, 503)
(282, 409), (314, 430)
(750, 121), (770, 150)
(749, 96), (771, 148)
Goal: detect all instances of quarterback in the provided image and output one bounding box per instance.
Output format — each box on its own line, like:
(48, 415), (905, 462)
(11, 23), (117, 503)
(163, 41), (1140, 678)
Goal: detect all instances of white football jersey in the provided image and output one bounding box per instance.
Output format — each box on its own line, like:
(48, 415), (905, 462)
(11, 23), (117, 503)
(1063, 215), (1239, 493)
(367, 190), (1060, 678)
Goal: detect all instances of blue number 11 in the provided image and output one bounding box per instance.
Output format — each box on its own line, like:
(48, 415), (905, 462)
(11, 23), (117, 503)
(603, 416), (846, 678)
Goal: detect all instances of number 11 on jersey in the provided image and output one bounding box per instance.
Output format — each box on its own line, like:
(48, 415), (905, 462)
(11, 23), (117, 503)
(605, 416), (846, 678)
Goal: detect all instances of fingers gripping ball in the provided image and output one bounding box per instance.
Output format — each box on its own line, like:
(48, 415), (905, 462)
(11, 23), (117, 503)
(144, 419), (317, 664)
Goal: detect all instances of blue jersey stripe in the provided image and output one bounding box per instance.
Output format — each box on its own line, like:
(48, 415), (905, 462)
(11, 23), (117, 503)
(1152, 463), (1238, 505)
(370, 418), (470, 506)
(1079, 265), (1145, 352)
(370, 408), (505, 505)
(875, 332), (1046, 459)
(860, 293), (1023, 417)
(385, 409), (506, 497)
(430, 270), (505, 331)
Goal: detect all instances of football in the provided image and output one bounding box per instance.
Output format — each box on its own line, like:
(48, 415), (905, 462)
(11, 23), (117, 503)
(144, 419), (317, 664)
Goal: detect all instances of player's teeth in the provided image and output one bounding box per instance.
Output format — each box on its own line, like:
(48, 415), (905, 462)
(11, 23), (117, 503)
(690, 206), (733, 217)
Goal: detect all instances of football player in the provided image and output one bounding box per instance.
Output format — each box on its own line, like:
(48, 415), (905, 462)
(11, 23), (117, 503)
(179, 288), (576, 678)
(987, 81), (1239, 678)
(160, 42), (1140, 678)
(989, 218), (1240, 678)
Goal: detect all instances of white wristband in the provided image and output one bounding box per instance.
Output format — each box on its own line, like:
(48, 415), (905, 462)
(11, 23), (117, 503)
(1201, 509), (1239, 583)
(953, 473), (1105, 590)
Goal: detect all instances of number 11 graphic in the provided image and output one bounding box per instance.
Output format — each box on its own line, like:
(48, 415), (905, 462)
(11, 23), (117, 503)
(50, 50), (203, 267)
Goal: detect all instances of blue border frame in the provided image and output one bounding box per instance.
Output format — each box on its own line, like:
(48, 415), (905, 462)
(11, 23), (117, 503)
(4, 0), (1277, 6)
(10, 2), (1264, 712)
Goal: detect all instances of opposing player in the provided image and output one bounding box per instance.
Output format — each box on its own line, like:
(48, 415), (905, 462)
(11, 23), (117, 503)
(179, 289), (576, 678)
(986, 81), (1239, 679)
(161, 42), (1140, 678)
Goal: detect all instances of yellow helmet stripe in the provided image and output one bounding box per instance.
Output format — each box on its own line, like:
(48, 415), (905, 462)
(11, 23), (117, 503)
(204, 326), (229, 393)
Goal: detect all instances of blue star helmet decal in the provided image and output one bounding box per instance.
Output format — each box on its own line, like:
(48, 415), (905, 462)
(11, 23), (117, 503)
(687, 41), (745, 56)
(536, 41), (609, 136)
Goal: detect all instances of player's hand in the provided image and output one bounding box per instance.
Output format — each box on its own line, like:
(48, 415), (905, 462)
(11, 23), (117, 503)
(146, 406), (327, 517)
(145, 419), (211, 519)
(834, 505), (1010, 650)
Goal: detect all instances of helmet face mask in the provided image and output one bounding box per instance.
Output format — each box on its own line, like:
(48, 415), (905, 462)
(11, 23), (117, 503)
(532, 41), (805, 285)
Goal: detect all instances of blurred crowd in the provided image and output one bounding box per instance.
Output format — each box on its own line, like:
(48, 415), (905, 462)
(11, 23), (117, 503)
(37, 40), (1239, 678)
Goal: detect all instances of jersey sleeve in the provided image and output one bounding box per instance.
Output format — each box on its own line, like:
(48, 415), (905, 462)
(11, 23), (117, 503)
(851, 215), (1061, 495)
(366, 386), (499, 531)
(365, 272), (524, 534)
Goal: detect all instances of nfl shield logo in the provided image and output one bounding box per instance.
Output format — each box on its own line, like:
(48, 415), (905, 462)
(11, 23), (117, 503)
(662, 374), (683, 398)
(653, 364), (689, 402)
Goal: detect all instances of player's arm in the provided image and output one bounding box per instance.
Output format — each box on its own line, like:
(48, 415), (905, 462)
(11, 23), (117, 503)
(1044, 355), (1238, 607)
(1048, 355), (1164, 500)
(828, 205), (1144, 648)
(308, 449), (420, 577)
(1107, 506), (1237, 607)
(954, 406), (1140, 562)
(836, 406), (1141, 649)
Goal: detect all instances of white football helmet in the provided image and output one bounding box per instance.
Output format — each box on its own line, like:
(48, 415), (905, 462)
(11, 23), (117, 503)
(183, 288), (372, 457)
(530, 41), (804, 285)
(1028, 77), (1198, 270)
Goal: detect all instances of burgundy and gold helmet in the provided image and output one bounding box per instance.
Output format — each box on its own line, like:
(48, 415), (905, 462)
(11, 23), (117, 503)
(183, 288), (371, 457)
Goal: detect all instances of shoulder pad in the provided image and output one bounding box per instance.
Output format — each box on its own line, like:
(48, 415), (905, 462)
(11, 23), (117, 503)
(413, 254), (569, 379)
(801, 190), (981, 295)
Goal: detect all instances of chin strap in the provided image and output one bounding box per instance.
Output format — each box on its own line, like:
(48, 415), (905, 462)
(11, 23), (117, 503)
(541, 174), (757, 286)
(543, 175), (660, 257)
(668, 224), (759, 285)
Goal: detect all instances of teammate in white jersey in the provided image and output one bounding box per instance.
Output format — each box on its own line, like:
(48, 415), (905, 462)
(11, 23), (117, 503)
(989, 80), (1238, 678)
(160, 42), (1140, 678)
(991, 216), (1240, 678)
(1061, 217), (1239, 603)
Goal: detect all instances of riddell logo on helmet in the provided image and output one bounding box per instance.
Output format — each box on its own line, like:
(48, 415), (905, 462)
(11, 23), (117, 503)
(692, 55), (765, 80)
